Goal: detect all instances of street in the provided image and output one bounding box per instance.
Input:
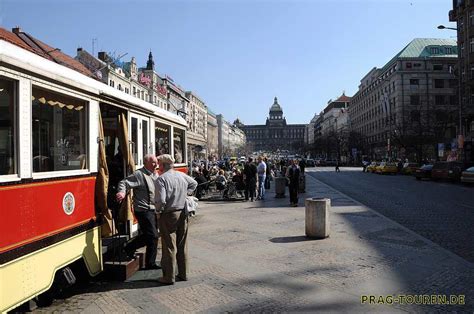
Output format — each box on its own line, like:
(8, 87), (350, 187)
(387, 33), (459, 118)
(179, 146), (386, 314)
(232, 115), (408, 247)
(306, 166), (474, 263)
(33, 171), (474, 313)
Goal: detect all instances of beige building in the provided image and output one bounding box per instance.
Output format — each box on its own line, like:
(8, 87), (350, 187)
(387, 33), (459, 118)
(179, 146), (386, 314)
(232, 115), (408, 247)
(185, 91), (208, 160)
(349, 38), (458, 162)
(207, 109), (219, 160)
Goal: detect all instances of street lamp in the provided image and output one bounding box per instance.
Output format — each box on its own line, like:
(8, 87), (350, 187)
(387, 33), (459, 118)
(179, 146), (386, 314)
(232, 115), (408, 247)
(437, 24), (463, 160)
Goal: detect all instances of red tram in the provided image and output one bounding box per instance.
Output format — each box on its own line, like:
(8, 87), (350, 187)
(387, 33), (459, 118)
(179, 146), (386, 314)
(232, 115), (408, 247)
(0, 30), (188, 312)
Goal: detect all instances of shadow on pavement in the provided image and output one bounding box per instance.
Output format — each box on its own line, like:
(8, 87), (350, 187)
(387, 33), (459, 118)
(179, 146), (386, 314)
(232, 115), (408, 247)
(269, 235), (319, 243)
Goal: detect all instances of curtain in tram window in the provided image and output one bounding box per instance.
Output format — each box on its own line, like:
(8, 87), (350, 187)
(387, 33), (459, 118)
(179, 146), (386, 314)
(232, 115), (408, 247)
(95, 112), (117, 237)
(118, 113), (136, 222)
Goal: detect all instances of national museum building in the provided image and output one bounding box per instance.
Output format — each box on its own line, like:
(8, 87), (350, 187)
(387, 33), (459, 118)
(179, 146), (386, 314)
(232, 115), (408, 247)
(236, 97), (306, 152)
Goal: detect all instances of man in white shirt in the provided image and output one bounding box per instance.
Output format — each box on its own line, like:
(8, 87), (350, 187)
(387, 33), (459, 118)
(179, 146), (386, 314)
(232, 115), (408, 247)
(256, 156), (267, 200)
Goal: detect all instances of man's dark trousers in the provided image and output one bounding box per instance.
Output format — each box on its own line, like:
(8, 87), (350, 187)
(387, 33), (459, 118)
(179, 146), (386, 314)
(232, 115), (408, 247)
(133, 211), (159, 268)
(244, 178), (256, 201)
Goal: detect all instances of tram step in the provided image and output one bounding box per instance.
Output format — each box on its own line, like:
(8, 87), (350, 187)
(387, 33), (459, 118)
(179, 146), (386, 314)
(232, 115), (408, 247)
(103, 257), (140, 281)
(101, 235), (129, 255)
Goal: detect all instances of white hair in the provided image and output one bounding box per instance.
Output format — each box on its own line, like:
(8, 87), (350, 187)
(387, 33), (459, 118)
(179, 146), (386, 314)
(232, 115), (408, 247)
(157, 154), (175, 169)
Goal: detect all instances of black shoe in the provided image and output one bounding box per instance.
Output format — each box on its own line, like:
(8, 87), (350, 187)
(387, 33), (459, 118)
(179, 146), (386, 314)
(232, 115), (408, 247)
(175, 275), (188, 282)
(145, 264), (162, 270)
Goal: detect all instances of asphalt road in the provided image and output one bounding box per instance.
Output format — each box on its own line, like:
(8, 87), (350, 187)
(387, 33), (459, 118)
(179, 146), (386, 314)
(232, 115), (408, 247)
(306, 166), (474, 264)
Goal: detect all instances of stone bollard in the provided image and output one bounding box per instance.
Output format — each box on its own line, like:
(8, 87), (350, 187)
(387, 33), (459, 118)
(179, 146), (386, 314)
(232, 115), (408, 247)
(305, 198), (330, 238)
(299, 174), (306, 193)
(274, 177), (287, 198)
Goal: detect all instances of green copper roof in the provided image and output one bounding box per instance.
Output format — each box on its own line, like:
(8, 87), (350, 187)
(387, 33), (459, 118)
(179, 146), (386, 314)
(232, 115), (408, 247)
(398, 38), (457, 58)
(381, 38), (457, 72)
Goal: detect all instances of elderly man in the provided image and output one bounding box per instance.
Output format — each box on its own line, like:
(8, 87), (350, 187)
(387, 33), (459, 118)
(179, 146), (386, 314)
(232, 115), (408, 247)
(116, 154), (160, 270)
(155, 154), (197, 285)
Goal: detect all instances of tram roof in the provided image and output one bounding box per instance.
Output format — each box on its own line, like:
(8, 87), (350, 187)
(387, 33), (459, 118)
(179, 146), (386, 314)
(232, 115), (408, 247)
(0, 27), (187, 127)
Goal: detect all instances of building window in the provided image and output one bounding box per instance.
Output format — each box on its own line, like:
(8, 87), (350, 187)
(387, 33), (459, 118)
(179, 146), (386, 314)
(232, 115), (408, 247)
(433, 64), (443, 71)
(414, 63), (422, 68)
(32, 87), (87, 172)
(411, 111), (420, 122)
(446, 47), (453, 54)
(0, 77), (16, 175)
(406, 62), (412, 69)
(118, 84), (122, 91)
(133, 86), (136, 96)
(435, 95), (445, 106)
(434, 79), (444, 88)
(410, 95), (420, 106)
(430, 47), (440, 54)
(109, 80), (114, 87)
(410, 79), (419, 85)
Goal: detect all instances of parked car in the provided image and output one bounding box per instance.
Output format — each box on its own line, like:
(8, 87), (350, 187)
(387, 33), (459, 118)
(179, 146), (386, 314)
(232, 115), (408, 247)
(325, 159), (338, 166)
(415, 164), (433, 180)
(431, 161), (464, 181)
(306, 159), (315, 167)
(461, 166), (474, 184)
(375, 162), (398, 174)
(366, 162), (379, 173)
(401, 162), (420, 175)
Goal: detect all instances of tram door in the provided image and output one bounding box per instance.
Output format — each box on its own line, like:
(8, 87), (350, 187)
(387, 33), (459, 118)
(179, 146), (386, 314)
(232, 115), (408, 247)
(128, 113), (151, 237)
(129, 113), (151, 168)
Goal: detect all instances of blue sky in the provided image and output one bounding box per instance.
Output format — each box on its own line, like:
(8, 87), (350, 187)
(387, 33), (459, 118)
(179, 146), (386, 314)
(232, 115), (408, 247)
(1, 0), (454, 124)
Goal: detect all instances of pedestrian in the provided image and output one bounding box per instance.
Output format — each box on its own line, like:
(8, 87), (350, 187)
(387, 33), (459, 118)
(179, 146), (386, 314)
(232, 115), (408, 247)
(335, 159), (340, 172)
(243, 157), (257, 201)
(286, 159), (300, 207)
(154, 154), (197, 285)
(116, 154), (160, 270)
(299, 158), (306, 174)
(264, 157), (271, 190)
(256, 156), (267, 200)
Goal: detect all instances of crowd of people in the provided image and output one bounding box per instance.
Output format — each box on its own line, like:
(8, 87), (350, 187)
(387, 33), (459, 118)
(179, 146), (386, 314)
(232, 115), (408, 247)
(189, 156), (304, 206)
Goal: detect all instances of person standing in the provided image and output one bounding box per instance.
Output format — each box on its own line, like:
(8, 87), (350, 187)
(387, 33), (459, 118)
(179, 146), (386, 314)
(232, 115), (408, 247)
(243, 157), (257, 202)
(335, 159), (340, 172)
(116, 154), (160, 270)
(256, 156), (267, 200)
(154, 154), (197, 285)
(286, 159), (300, 207)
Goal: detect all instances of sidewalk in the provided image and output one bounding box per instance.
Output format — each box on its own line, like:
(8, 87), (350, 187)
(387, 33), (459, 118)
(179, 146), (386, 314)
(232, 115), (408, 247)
(37, 174), (474, 313)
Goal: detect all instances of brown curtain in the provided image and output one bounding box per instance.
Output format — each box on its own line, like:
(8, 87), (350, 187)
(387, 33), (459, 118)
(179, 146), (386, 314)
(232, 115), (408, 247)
(118, 113), (136, 222)
(95, 112), (117, 237)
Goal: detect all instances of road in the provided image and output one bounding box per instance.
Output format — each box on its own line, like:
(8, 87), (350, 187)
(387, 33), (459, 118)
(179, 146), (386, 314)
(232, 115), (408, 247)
(306, 166), (474, 263)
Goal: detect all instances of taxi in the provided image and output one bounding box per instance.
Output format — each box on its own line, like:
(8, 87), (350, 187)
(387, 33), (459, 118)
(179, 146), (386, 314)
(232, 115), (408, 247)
(375, 162), (398, 174)
(366, 162), (379, 173)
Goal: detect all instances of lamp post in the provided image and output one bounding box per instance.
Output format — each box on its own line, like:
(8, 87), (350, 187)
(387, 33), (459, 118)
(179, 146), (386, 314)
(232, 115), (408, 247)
(438, 24), (463, 160)
(379, 77), (392, 161)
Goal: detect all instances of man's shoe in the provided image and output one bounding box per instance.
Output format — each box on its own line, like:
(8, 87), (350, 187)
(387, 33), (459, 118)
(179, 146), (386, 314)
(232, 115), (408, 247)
(175, 275), (188, 282)
(145, 264), (162, 270)
(157, 277), (174, 285)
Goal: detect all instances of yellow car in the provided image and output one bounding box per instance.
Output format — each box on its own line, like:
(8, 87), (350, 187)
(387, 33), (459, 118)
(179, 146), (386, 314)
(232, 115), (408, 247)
(375, 162), (398, 174)
(366, 162), (379, 173)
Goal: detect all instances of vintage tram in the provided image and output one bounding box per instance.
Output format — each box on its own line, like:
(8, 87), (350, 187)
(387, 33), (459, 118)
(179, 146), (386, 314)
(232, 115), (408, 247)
(0, 34), (188, 312)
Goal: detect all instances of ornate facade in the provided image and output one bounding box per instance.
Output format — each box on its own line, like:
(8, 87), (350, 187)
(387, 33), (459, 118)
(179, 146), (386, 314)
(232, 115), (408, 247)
(239, 97), (306, 152)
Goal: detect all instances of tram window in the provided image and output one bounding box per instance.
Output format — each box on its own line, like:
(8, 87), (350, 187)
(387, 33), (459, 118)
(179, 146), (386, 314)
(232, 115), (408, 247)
(142, 120), (148, 156)
(173, 128), (185, 164)
(32, 87), (87, 172)
(155, 122), (170, 156)
(131, 117), (138, 165)
(0, 78), (16, 175)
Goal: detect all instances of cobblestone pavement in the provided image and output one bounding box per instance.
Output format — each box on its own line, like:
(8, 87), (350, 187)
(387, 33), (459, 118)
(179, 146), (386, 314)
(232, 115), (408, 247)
(34, 173), (474, 313)
(306, 166), (474, 263)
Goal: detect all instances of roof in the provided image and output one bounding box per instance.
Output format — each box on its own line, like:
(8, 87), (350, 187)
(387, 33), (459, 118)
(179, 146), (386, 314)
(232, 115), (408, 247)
(0, 27), (95, 78)
(335, 94), (351, 102)
(381, 38), (458, 73)
(269, 97), (283, 113)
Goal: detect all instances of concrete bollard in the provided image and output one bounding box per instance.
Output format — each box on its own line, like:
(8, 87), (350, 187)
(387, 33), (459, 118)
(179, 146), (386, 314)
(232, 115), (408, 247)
(274, 177), (287, 198)
(305, 198), (330, 238)
(299, 175), (306, 193)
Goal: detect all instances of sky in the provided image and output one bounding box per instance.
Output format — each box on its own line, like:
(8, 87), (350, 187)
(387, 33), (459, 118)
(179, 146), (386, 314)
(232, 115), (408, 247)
(0, 0), (455, 125)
